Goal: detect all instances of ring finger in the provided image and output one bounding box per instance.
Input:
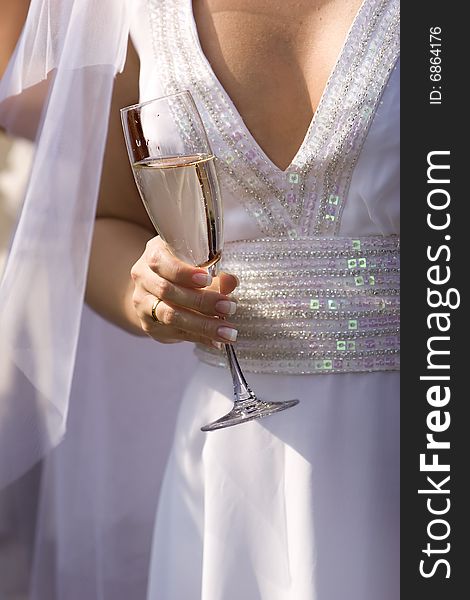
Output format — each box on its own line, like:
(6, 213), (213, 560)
(144, 294), (238, 344)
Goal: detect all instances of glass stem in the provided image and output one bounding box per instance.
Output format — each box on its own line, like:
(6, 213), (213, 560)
(223, 342), (255, 402)
(208, 264), (255, 403)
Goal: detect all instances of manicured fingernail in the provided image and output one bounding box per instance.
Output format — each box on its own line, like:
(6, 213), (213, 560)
(217, 326), (238, 342)
(215, 300), (237, 315)
(192, 272), (212, 286)
(232, 274), (240, 287)
(212, 341), (223, 350)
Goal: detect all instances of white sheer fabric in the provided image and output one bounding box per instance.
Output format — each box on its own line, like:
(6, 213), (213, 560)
(0, 0), (131, 487)
(29, 306), (196, 600)
(0, 132), (39, 600)
(0, 4), (201, 598)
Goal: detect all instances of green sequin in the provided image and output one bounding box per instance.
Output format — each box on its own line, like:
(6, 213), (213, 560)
(347, 258), (357, 269)
(355, 276), (364, 286)
(310, 299), (320, 310)
(328, 299), (338, 310)
(362, 105), (372, 121)
(358, 257), (367, 268)
(337, 341), (347, 351)
(348, 319), (358, 330)
(288, 173), (300, 184)
(369, 275), (376, 286)
(352, 240), (361, 251)
(328, 195), (340, 205)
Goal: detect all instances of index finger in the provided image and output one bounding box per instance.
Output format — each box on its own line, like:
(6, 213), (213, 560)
(145, 238), (213, 288)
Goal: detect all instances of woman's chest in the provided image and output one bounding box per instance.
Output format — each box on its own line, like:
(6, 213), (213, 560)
(191, 0), (364, 170)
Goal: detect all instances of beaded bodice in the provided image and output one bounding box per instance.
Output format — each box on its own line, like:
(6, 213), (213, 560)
(146, 0), (399, 238)
(137, 0), (400, 374)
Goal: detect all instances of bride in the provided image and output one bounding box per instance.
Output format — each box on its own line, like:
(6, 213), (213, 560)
(1, 0), (399, 598)
(91, 1), (400, 598)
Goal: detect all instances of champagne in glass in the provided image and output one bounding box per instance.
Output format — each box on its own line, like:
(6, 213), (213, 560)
(121, 91), (299, 432)
(132, 154), (221, 267)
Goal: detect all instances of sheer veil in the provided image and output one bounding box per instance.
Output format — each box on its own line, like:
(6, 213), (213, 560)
(0, 0), (131, 486)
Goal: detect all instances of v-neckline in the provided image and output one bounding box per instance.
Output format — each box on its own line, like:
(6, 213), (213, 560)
(188, 0), (370, 175)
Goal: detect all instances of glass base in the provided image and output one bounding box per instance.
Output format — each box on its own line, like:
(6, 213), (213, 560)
(201, 398), (300, 432)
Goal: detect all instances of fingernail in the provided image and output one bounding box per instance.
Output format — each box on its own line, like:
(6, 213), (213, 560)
(212, 341), (223, 350)
(215, 300), (237, 315)
(232, 274), (240, 287)
(192, 272), (212, 286)
(217, 326), (238, 342)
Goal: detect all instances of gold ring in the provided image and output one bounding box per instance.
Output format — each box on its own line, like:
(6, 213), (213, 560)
(151, 298), (162, 323)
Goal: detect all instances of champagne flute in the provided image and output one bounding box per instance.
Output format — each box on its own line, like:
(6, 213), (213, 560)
(121, 91), (299, 431)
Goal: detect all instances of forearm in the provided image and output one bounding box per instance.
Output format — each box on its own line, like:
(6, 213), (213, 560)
(86, 217), (153, 335)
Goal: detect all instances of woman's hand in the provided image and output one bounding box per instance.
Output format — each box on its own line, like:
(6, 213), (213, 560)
(131, 236), (239, 348)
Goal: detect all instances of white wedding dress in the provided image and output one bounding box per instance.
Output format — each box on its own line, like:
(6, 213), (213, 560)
(128, 1), (401, 599)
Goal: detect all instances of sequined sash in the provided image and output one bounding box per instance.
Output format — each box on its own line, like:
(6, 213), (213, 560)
(195, 236), (400, 375)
